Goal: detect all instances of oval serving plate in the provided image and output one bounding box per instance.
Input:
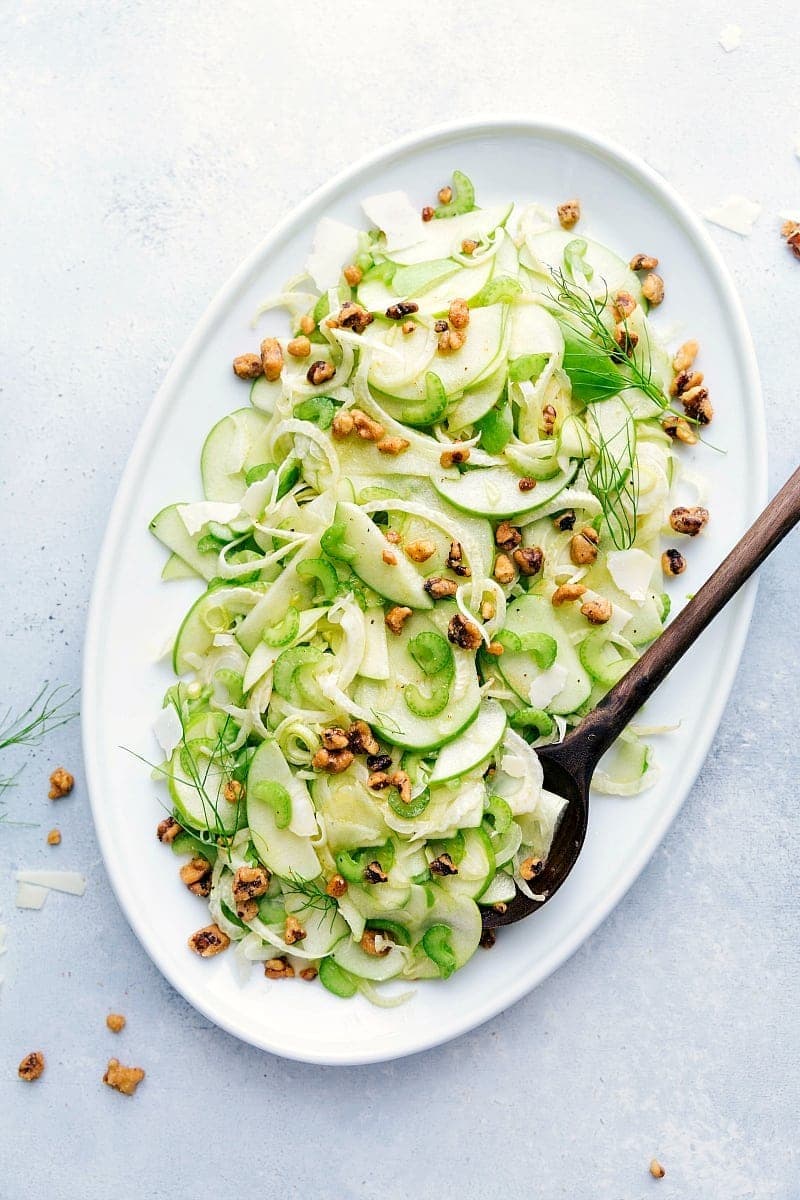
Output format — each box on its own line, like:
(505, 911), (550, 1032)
(83, 119), (766, 1065)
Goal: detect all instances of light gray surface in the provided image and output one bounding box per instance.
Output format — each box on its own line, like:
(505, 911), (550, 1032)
(1, 2), (798, 1196)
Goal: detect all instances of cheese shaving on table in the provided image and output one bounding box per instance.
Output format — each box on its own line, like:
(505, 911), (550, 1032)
(16, 869), (87, 895)
(16, 881), (49, 909)
(718, 24), (742, 52)
(702, 195), (761, 236)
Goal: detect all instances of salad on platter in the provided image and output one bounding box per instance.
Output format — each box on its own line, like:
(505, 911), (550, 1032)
(147, 172), (713, 1000)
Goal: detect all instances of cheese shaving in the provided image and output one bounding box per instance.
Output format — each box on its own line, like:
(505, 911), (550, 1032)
(16, 881), (49, 909)
(718, 24), (742, 51)
(16, 869), (87, 895)
(702, 195), (761, 236)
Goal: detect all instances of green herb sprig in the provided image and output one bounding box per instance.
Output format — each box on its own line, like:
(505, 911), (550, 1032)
(0, 684), (79, 826)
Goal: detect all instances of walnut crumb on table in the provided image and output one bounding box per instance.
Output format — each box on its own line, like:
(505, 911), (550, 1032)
(103, 1058), (145, 1096)
(18, 1051), (45, 1081)
(649, 1159), (666, 1179)
(106, 1013), (126, 1033)
(47, 828), (61, 845)
(48, 768), (74, 799)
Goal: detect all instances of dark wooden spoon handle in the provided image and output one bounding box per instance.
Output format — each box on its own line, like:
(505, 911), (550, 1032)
(564, 464), (800, 770)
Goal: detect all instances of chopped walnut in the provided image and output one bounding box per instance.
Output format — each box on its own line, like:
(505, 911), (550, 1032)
(385, 605), (413, 634)
(391, 770), (412, 805)
(553, 509), (576, 531)
(681, 386), (714, 425)
(331, 410), (355, 439)
(264, 957), (294, 979)
(402, 320), (415, 335)
(232, 865), (270, 921)
(438, 185), (453, 205)
(367, 752), (393, 772)
(461, 238), (478, 255)
(18, 1051), (45, 1082)
(188, 924), (230, 957)
(429, 853), (458, 876)
(446, 540), (470, 577)
(47, 828), (61, 846)
(493, 553), (516, 584)
(377, 435), (410, 455)
(48, 767), (74, 800)
(346, 720), (380, 756)
(336, 300), (374, 334)
(614, 290), (637, 320)
(382, 548), (397, 566)
(424, 576), (459, 599)
(672, 339), (699, 373)
(649, 1160), (666, 1180)
(322, 726), (350, 751)
(438, 327), (466, 354)
(641, 272), (665, 305)
(351, 409), (385, 441)
(287, 336), (311, 358)
(669, 506), (709, 536)
(557, 199), (581, 229)
(325, 874), (348, 899)
(260, 337), (284, 382)
(363, 860), (388, 884)
(670, 368), (704, 398)
(519, 856), (544, 881)
(661, 413), (698, 445)
(180, 856), (213, 898)
(311, 747), (354, 774)
(517, 477), (537, 492)
(306, 359), (336, 386)
(386, 300), (419, 320)
(781, 220), (800, 260)
(284, 915), (306, 945)
(552, 583), (587, 606)
(405, 539), (437, 563)
(299, 314), (315, 335)
(569, 526), (600, 566)
(447, 613), (482, 651)
(421, 205), (435, 222)
(495, 521), (522, 550)
(367, 770), (393, 791)
(449, 298), (470, 330)
(512, 546), (545, 577)
(157, 816), (181, 844)
(384, 529), (401, 544)
(542, 404), (557, 435)
(613, 325), (639, 355)
(343, 263), (363, 286)
(629, 253), (659, 272)
(580, 596), (612, 625)
(223, 779), (244, 804)
(106, 1013), (126, 1034)
(233, 353), (262, 379)
(486, 641), (504, 657)
(434, 319), (449, 333)
(103, 1059), (145, 1096)
(440, 446), (470, 468)
(360, 928), (392, 956)
(299, 967), (318, 981)
(480, 598), (496, 621)
(661, 548), (686, 576)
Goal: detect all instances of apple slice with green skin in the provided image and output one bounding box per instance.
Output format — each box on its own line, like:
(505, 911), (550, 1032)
(329, 501), (432, 609)
(167, 712), (242, 834)
(173, 583), (266, 675)
(200, 408), (273, 502)
(428, 700), (507, 784)
(429, 826), (497, 901)
(432, 460), (578, 519)
(149, 504), (220, 581)
(446, 361), (506, 431)
(246, 740), (321, 880)
(498, 594), (591, 716)
(383, 203), (514, 265)
(402, 888), (483, 979)
(523, 229), (644, 303)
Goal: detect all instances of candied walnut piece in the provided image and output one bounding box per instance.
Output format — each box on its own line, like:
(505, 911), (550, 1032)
(438, 185), (453, 205)
(421, 205), (435, 222)
(264, 956), (294, 979)
(641, 272), (665, 305)
(311, 747), (354, 774)
(48, 768), (74, 800)
(367, 770), (393, 791)
(461, 238), (478, 255)
(429, 853), (458, 877)
(232, 353), (262, 379)
(232, 866), (270, 923)
(557, 199), (581, 229)
(672, 339), (699, 373)
(493, 553), (516, 585)
(106, 1013), (126, 1034)
(440, 446), (470, 468)
(580, 596), (612, 625)
(519, 856), (544, 881)
(223, 779), (244, 805)
(447, 613), (482, 651)
(391, 770), (412, 805)
(446, 540), (471, 577)
(299, 967), (318, 981)
(448, 298), (470, 330)
(331, 410), (355, 439)
(385, 605), (413, 634)
(649, 1160), (666, 1180)
(384, 529), (401, 544)
(614, 290), (637, 320)
(553, 509), (576, 531)
(405, 539), (437, 563)
(287, 336), (311, 359)
(437, 328), (466, 354)
(103, 1059), (145, 1096)
(613, 324), (639, 355)
(343, 263), (363, 286)
(47, 828), (61, 846)
(386, 300), (419, 320)
(351, 409), (385, 441)
(661, 413), (698, 445)
(517, 477), (537, 492)
(669, 506), (709, 536)
(434, 319), (449, 333)
(360, 929), (392, 956)
(377, 435), (410, 455)
(180, 856), (213, 898)
(363, 860), (388, 884)
(307, 359), (336, 386)
(542, 404), (557, 435)
(662, 548), (687, 576)
(495, 521), (522, 550)
(336, 300), (374, 334)
(382, 548), (397, 566)
(366, 752), (392, 772)
(322, 726), (350, 751)
(681, 386), (714, 425)
(260, 337), (284, 382)
(402, 321), (416, 335)
(18, 1051), (45, 1082)
(424, 576), (459, 599)
(670, 368), (704, 398)
(157, 816), (181, 844)
(284, 915), (307, 945)
(512, 546), (545, 577)
(325, 874), (348, 899)
(486, 641), (504, 657)
(346, 720), (380, 756)
(552, 583), (587, 607)
(781, 220), (800, 260)
(629, 253), (659, 272)
(188, 923), (230, 958)
(299, 314), (315, 335)
(569, 526), (600, 566)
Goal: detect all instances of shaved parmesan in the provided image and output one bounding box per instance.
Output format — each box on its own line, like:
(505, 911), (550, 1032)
(528, 663), (569, 709)
(362, 190), (423, 250)
(16, 881), (49, 909)
(153, 704), (183, 756)
(607, 549), (655, 603)
(16, 869), (86, 896)
(702, 195), (761, 236)
(718, 24), (742, 51)
(305, 217), (360, 291)
(177, 501), (240, 536)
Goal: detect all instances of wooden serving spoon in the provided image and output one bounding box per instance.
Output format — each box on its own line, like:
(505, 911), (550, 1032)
(483, 464), (800, 930)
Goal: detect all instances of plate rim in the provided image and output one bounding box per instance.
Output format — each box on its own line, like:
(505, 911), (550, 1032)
(82, 116), (767, 1065)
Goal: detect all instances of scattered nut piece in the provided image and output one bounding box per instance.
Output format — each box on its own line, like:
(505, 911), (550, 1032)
(614, 290), (637, 320)
(517, 477), (537, 492)
(672, 339), (699, 373)
(438, 327), (466, 354)
(306, 359), (336, 386)
(351, 409), (385, 441)
(103, 1059), (145, 1096)
(331, 410), (355, 439)
(405, 539), (437, 563)
(377, 435), (410, 455)
(260, 337), (284, 382)
(569, 526), (600, 566)
(336, 300), (374, 334)
(495, 521), (522, 550)
(446, 540), (470, 577)
(312, 747), (354, 774)
(434, 319), (449, 333)
(429, 853), (458, 877)
(661, 413), (698, 445)
(629, 253), (659, 272)
(649, 1160), (666, 1180)
(232, 865), (270, 922)
(385, 605), (413, 634)
(48, 768), (74, 800)
(264, 957), (294, 979)
(343, 263), (363, 286)
(360, 929), (392, 957)
(513, 546), (545, 577)
(223, 779), (244, 804)
(669, 506), (709, 536)
(287, 336), (311, 359)
(461, 238), (478, 255)
(391, 770), (412, 805)
(662, 548), (687, 576)
(366, 752), (392, 772)
(384, 529), (401, 544)
(553, 509), (576, 531)
(106, 1013), (126, 1034)
(284, 915), (307, 945)
(440, 446), (470, 468)
(299, 967), (318, 981)
(386, 300), (419, 320)
(486, 641), (504, 657)
(188, 924), (230, 957)
(363, 860), (388, 884)
(613, 324), (639, 355)
(367, 770), (393, 791)
(322, 727), (349, 751)
(232, 353), (262, 379)
(18, 1051), (45, 1082)
(157, 816), (181, 844)
(346, 720), (380, 756)
(447, 613), (483, 651)
(421, 206), (435, 222)
(670, 368), (704, 398)
(480, 598), (496, 621)
(402, 320), (415, 335)
(519, 856), (544, 881)
(180, 856), (213, 898)
(641, 272), (665, 305)
(681, 386), (714, 425)
(493, 554), (516, 585)
(557, 199), (581, 229)
(325, 874), (348, 899)
(449, 298), (470, 330)
(382, 548), (397, 566)
(580, 596), (613, 625)
(299, 314), (315, 335)
(552, 583), (588, 606)
(542, 404), (557, 435)
(47, 828), (61, 846)
(782, 220), (800, 260)
(438, 185), (453, 205)
(424, 576), (459, 599)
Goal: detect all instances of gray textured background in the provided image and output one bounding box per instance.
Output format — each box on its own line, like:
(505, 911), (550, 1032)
(1, 2), (798, 1197)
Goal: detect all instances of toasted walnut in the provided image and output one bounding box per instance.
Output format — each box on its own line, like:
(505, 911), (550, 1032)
(495, 521), (522, 550)
(662, 548), (687, 576)
(422, 205), (435, 222)
(384, 529), (401, 545)
(264, 957), (294, 979)
(630, 253), (659, 272)
(438, 328), (466, 354)
(614, 290), (637, 320)
(299, 967), (318, 981)
(233, 353), (262, 379)
(402, 321), (415, 335)
(180, 856), (213, 898)
(391, 770), (412, 805)
(438, 184), (453, 205)
(363, 860), (388, 884)
(649, 1160), (666, 1180)
(641, 272), (664, 305)
(434, 319), (449, 333)
(347, 720), (380, 756)
(519, 856), (544, 881)
(223, 779), (244, 804)
(670, 368), (704, 398)
(343, 263), (363, 286)
(336, 300), (374, 334)
(569, 526), (600, 566)
(493, 553), (516, 585)
(103, 1059), (145, 1096)
(326, 874), (348, 899)
(517, 477), (537, 492)
(232, 865), (270, 922)
(446, 540), (470, 577)
(322, 727), (350, 751)
(311, 747), (354, 774)
(386, 300), (419, 320)
(449, 298), (470, 330)
(557, 199), (581, 229)
(447, 613), (482, 651)
(47, 828), (61, 846)
(781, 220), (800, 259)
(188, 924), (230, 957)
(513, 546), (545, 577)
(669, 506), (709, 536)
(553, 509), (576, 531)
(580, 596), (612, 625)
(106, 1013), (126, 1033)
(351, 408), (385, 441)
(287, 336), (311, 359)
(480, 598), (496, 621)
(552, 583), (587, 606)
(661, 413), (698, 445)
(382, 548), (397, 566)
(424, 576), (459, 599)
(429, 853), (458, 876)
(385, 605), (413, 634)
(284, 915), (306, 945)
(681, 386), (714, 425)
(542, 403), (557, 435)
(18, 1051), (45, 1082)
(672, 339), (699, 373)
(306, 359), (336, 386)
(331, 410), (355, 439)
(367, 752), (393, 772)
(299, 314), (315, 335)
(461, 238), (478, 255)
(486, 641), (504, 657)
(157, 816), (181, 844)
(260, 337), (284, 382)
(405, 539), (437, 563)
(48, 768), (74, 800)
(367, 770), (393, 791)
(360, 928), (392, 957)
(440, 446), (470, 468)
(377, 435), (410, 455)
(613, 324), (639, 355)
